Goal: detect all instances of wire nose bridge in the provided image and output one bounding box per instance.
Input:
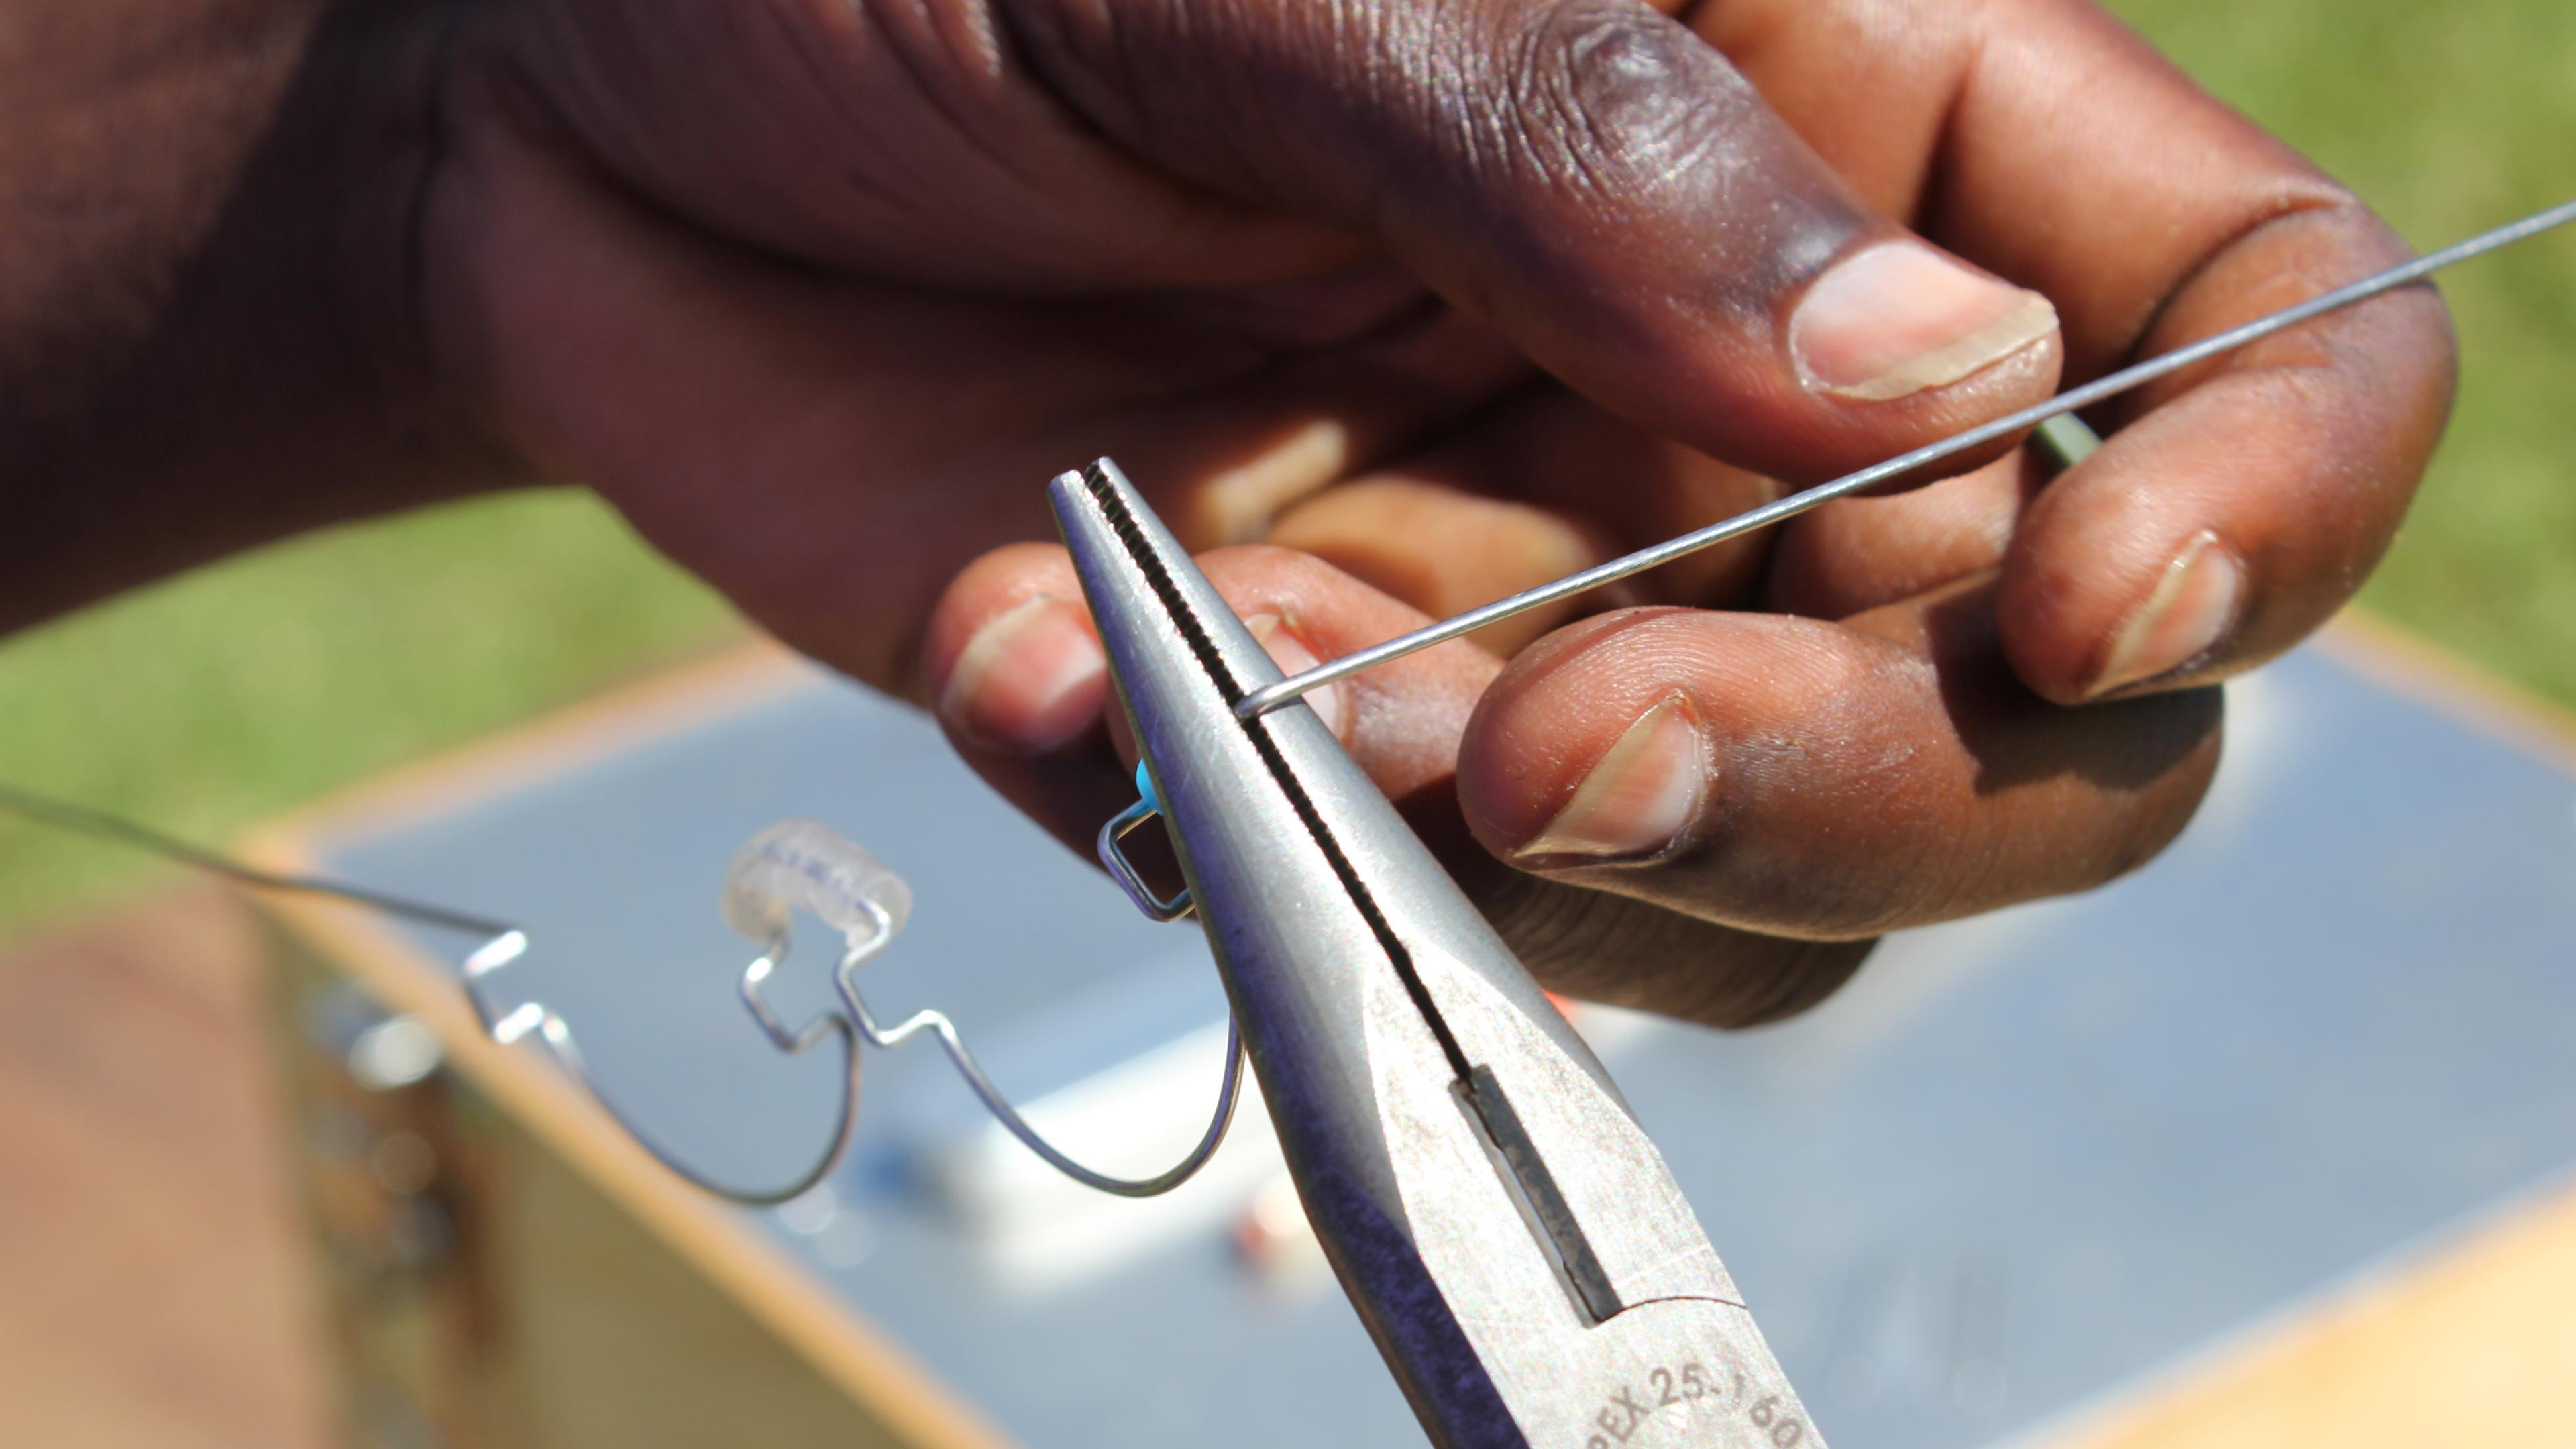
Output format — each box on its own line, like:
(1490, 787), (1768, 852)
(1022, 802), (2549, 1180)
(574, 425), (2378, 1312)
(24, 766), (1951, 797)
(458, 816), (1246, 1205)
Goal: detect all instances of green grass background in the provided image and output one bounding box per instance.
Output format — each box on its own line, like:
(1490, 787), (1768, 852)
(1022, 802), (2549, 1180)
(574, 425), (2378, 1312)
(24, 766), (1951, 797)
(1, 0), (2570, 941)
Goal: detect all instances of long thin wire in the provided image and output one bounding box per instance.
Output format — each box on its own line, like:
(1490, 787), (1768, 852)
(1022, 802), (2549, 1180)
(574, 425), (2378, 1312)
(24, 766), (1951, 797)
(832, 942), (1248, 1199)
(0, 780), (516, 938)
(1236, 195), (2576, 719)
(1, 778), (1241, 1202)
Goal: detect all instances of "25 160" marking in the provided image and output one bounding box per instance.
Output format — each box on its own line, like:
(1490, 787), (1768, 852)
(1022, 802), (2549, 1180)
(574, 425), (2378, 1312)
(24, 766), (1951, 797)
(1583, 1361), (1806, 1447)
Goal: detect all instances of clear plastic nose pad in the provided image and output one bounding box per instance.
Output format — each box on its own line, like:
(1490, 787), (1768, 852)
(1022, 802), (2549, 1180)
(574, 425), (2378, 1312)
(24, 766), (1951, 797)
(467, 816), (1248, 1207)
(724, 820), (910, 1053)
(726, 819), (913, 953)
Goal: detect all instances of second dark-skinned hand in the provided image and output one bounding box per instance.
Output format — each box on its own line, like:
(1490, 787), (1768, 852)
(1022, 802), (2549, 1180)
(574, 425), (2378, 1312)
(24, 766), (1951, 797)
(421, 0), (2454, 1027)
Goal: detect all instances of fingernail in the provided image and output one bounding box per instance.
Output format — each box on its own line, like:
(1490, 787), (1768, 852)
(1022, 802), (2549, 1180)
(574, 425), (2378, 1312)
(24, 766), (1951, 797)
(2090, 530), (2244, 697)
(1244, 614), (1347, 738)
(1197, 418), (1352, 545)
(1792, 241), (2059, 402)
(1520, 695), (1707, 862)
(937, 596), (1106, 753)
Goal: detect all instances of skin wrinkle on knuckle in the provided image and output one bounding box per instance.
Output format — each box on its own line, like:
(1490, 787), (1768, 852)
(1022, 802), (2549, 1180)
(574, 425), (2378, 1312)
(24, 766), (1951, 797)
(1724, 936), (1875, 1026)
(991, 0), (1117, 76)
(1507, 3), (1746, 205)
(983, 0), (1191, 166)
(799, 7), (979, 232)
(1481, 869), (1866, 1030)
(502, 0), (1037, 275)
(1483, 873), (1622, 983)
(2126, 193), (2390, 363)
(863, 0), (1014, 84)
(999, 0), (1417, 219)
(851, 0), (1085, 196)
(2100, 200), (2449, 472)
(1443, 0), (1854, 317)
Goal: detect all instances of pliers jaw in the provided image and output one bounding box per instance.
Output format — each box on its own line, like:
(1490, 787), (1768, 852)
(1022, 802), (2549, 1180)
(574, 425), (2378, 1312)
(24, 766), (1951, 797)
(1054, 459), (1821, 1448)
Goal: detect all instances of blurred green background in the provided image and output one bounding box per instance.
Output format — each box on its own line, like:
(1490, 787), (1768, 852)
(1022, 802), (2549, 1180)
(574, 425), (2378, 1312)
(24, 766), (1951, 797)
(0, 0), (2569, 941)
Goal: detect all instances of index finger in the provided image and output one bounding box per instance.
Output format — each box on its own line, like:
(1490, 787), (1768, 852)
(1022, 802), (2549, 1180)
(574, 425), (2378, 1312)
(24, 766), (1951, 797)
(1700, 0), (2455, 700)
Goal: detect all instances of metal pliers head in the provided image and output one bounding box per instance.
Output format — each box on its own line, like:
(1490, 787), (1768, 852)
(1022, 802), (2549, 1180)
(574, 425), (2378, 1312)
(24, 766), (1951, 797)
(1053, 459), (1823, 1449)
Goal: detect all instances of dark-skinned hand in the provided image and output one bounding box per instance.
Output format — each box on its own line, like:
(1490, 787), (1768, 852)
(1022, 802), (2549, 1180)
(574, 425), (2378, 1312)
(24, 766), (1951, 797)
(413, 0), (2455, 1027)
